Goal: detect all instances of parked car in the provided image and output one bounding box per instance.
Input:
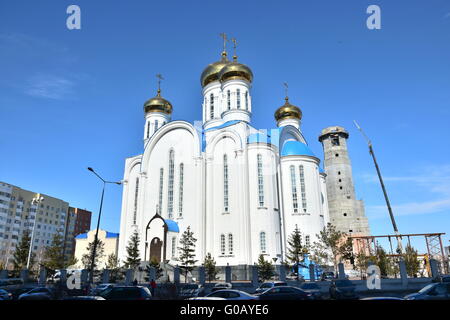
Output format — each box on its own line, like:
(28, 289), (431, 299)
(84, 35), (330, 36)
(18, 287), (57, 300)
(256, 286), (313, 300)
(329, 279), (358, 300)
(0, 278), (24, 292)
(0, 289), (13, 300)
(432, 274), (450, 283)
(360, 297), (404, 300)
(179, 283), (205, 298)
(211, 282), (232, 292)
(299, 282), (323, 300)
(254, 281), (287, 294)
(404, 283), (450, 300)
(89, 283), (116, 296)
(320, 272), (335, 281)
(205, 289), (258, 300)
(188, 297), (226, 300)
(97, 286), (152, 300)
(62, 296), (106, 300)
(7, 286), (36, 300)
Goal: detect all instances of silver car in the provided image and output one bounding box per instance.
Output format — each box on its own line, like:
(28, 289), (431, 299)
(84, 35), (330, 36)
(205, 289), (258, 300)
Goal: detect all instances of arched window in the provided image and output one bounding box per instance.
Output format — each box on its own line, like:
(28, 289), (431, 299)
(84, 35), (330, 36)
(245, 91), (249, 110)
(257, 154), (264, 207)
(158, 168), (164, 213)
(260, 232), (266, 253)
(290, 165), (298, 212)
(228, 233), (233, 254)
(178, 163), (184, 217)
(146, 122), (150, 139)
(236, 89), (241, 109)
(227, 90), (231, 110)
(133, 177), (139, 225)
(171, 236), (177, 258)
(167, 150), (175, 218)
(223, 154), (229, 212)
(210, 93), (214, 119)
(220, 234), (226, 255)
(299, 165), (307, 210)
(155, 120), (159, 132)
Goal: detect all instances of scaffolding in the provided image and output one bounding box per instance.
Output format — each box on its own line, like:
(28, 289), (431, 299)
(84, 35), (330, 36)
(350, 232), (448, 275)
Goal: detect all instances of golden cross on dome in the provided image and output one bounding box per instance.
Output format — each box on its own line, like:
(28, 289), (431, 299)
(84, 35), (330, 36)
(283, 82), (289, 98)
(156, 74), (164, 94)
(219, 33), (228, 53)
(231, 37), (238, 61)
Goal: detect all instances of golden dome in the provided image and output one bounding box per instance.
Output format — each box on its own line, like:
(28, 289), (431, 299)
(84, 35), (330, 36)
(143, 89), (173, 114)
(218, 60), (253, 83)
(200, 52), (230, 87)
(274, 97), (302, 122)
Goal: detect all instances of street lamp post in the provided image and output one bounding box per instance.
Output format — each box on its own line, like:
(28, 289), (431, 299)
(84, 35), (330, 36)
(27, 194), (44, 270)
(87, 167), (121, 286)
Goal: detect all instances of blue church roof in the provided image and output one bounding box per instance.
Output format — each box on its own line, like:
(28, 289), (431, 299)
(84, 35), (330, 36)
(75, 233), (87, 239)
(75, 231), (119, 239)
(165, 219), (180, 233)
(281, 140), (316, 157)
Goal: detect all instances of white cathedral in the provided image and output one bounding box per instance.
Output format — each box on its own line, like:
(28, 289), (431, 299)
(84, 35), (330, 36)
(117, 44), (369, 268)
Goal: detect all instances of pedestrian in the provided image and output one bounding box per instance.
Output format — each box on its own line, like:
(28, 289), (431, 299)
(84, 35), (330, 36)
(132, 278), (138, 286)
(150, 279), (156, 297)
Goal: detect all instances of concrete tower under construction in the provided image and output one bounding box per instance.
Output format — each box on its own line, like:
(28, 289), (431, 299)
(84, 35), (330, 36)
(319, 126), (370, 236)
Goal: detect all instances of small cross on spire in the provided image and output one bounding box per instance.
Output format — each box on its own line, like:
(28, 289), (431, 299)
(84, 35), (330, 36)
(156, 74), (164, 95)
(231, 37), (238, 61)
(283, 82), (289, 100)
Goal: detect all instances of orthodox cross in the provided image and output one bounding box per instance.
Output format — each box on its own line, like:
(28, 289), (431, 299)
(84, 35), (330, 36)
(231, 37), (238, 60)
(219, 32), (228, 52)
(156, 74), (164, 94)
(283, 82), (289, 98)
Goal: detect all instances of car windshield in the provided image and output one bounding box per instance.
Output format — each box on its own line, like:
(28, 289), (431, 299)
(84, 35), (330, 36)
(182, 284), (199, 290)
(335, 280), (353, 287)
(260, 283), (272, 288)
(418, 284), (435, 293)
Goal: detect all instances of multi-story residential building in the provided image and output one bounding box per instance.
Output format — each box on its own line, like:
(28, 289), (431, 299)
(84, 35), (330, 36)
(0, 181), (91, 269)
(63, 207), (92, 262)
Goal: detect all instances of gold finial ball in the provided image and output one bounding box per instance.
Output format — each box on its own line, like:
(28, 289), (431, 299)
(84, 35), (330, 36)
(144, 90), (173, 114)
(274, 97), (302, 122)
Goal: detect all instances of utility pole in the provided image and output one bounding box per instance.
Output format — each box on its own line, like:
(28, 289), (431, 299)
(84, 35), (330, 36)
(353, 121), (403, 253)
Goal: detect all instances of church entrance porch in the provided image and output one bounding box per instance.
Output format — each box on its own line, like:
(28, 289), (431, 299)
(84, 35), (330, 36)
(149, 237), (163, 263)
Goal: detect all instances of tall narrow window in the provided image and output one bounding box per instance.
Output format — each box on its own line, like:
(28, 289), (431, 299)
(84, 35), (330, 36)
(245, 91), (248, 110)
(299, 165), (307, 210)
(227, 90), (231, 110)
(223, 154), (229, 212)
(158, 168), (164, 213)
(178, 163), (184, 217)
(155, 120), (159, 131)
(146, 122), (150, 139)
(257, 154), (264, 207)
(290, 165), (298, 212)
(133, 177), (139, 225)
(305, 235), (310, 248)
(220, 234), (226, 255)
(236, 89), (241, 109)
(210, 93), (214, 119)
(260, 232), (266, 253)
(168, 150), (175, 218)
(171, 237), (177, 258)
(228, 233), (233, 254)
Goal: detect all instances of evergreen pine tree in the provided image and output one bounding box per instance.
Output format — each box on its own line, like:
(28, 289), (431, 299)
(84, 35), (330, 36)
(145, 256), (163, 281)
(12, 230), (34, 271)
(124, 231), (141, 269)
(255, 254), (275, 282)
(176, 226), (198, 283)
(106, 253), (122, 283)
(203, 253), (218, 282)
(286, 225), (303, 280)
(42, 233), (66, 277)
(81, 238), (105, 270)
(403, 244), (420, 277)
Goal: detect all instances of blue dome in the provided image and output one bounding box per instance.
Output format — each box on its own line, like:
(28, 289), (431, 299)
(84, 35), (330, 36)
(165, 219), (180, 233)
(281, 140), (316, 157)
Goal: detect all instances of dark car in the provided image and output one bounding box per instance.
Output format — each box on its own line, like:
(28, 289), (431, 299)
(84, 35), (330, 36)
(62, 296), (106, 300)
(432, 274), (450, 283)
(211, 282), (232, 292)
(299, 282), (323, 300)
(404, 283), (450, 300)
(329, 279), (358, 300)
(254, 281), (288, 294)
(360, 297), (404, 300)
(98, 286), (152, 300)
(18, 287), (57, 300)
(0, 289), (13, 300)
(256, 286), (313, 300)
(7, 286), (35, 300)
(89, 283), (116, 296)
(320, 272), (335, 281)
(179, 283), (205, 298)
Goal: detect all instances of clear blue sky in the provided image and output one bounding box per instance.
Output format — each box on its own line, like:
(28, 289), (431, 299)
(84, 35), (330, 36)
(1, 0), (449, 253)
